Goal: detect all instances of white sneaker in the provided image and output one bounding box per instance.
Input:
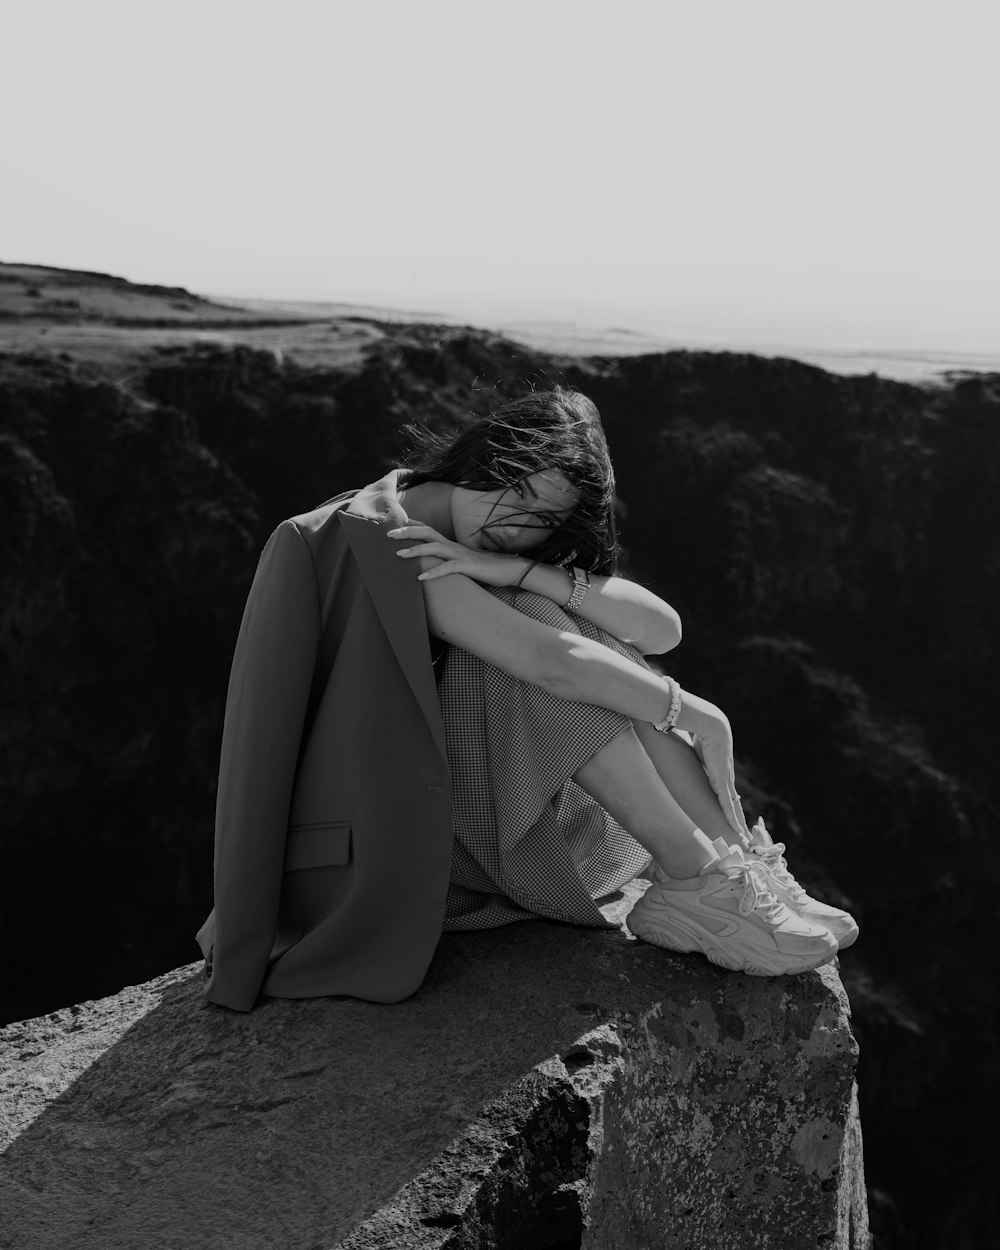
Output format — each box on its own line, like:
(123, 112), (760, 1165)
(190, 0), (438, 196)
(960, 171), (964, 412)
(626, 846), (838, 977)
(742, 820), (859, 950)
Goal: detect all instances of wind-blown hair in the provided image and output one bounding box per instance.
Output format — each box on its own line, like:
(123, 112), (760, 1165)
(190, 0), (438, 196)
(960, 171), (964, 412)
(399, 388), (620, 575)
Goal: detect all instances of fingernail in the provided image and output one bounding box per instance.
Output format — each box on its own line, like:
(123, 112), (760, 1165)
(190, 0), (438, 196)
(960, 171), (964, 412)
(395, 549), (409, 556)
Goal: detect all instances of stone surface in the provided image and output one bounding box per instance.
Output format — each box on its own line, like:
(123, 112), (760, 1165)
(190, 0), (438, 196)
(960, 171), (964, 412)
(0, 882), (870, 1248)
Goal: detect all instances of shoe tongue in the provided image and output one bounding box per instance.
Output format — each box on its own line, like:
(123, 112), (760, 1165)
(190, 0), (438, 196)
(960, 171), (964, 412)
(712, 845), (751, 875)
(749, 819), (774, 849)
(693, 842), (725, 878)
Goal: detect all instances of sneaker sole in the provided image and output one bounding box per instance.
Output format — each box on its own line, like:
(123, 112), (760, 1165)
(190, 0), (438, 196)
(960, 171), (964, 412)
(626, 903), (838, 978)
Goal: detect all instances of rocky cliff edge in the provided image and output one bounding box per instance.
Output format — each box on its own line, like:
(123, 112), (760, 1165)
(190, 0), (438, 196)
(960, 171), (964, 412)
(0, 882), (869, 1249)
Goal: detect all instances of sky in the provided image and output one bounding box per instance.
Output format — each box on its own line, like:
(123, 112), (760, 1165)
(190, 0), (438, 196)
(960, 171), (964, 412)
(4, 0), (999, 352)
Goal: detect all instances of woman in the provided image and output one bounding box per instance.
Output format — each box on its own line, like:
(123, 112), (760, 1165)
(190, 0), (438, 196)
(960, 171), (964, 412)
(197, 388), (856, 1011)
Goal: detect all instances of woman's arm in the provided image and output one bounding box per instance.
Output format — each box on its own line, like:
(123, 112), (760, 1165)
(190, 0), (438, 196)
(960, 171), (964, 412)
(514, 561), (681, 654)
(413, 554), (742, 834)
(422, 564), (671, 717)
(388, 524), (681, 654)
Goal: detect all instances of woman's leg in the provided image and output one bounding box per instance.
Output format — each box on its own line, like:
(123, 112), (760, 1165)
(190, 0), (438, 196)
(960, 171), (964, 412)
(632, 721), (750, 849)
(467, 587), (743, 880)
(573, 726), (721, 880)
(577, 724), (839, 976)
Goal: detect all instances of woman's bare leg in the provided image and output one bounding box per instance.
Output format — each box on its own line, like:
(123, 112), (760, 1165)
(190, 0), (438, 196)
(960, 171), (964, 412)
(573, 726), (721, 880)
(632, 722), (750, 849)
(575, 725), (840, 976)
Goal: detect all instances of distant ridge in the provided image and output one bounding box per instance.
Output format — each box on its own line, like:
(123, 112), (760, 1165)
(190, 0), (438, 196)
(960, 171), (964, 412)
(2, 261), (998, 383)
(2, 261), (202, 301)
(0, 261), (316, 326)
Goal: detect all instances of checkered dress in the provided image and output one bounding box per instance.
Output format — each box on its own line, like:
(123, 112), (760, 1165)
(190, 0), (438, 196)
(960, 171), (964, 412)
(438, 587), (654, 932)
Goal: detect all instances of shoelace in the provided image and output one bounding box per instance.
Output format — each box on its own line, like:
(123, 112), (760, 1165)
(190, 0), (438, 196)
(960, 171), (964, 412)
(750, 838), (806, 901)
(731, 862), (786, 923)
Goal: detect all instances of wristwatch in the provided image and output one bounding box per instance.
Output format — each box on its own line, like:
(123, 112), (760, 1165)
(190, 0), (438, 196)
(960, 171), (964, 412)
(565, 567), (591, 612)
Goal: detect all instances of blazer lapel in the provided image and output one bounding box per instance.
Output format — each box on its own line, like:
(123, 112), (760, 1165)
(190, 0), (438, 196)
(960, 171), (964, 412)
(339, 494), (448, 764)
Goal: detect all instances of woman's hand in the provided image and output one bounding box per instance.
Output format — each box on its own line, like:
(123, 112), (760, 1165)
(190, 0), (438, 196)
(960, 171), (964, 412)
(387, 524), (527, 588)
(674, 691), (749, 838)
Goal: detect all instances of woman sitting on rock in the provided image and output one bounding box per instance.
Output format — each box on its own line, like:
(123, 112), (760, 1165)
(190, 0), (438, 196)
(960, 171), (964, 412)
(197, 387), (857, 1011)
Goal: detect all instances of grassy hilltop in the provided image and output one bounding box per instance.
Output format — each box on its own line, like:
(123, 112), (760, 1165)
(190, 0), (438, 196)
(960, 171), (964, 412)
(1, 261), (998, 1250)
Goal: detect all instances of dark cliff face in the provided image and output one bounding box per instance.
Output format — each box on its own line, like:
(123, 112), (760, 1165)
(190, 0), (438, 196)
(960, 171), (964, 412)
(1, 326), (998, 1249)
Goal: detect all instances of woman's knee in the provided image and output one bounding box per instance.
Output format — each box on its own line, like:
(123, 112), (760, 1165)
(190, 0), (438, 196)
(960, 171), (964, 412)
(492, 587), (571, 627)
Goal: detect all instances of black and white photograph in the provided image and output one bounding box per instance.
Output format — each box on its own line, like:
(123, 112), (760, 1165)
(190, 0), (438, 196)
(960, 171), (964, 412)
(2, 3), (997, 1247)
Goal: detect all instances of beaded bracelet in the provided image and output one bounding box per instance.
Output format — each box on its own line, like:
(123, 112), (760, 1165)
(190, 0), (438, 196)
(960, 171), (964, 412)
(565, 566), (591, 612)
(652, 675), (682, 733)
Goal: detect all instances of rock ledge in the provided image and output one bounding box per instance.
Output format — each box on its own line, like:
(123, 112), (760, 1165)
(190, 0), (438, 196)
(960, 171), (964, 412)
(0, 882), (869, 1249)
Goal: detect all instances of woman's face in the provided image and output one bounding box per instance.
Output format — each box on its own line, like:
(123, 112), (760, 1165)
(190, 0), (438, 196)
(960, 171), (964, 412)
(450, 468), (579, 554)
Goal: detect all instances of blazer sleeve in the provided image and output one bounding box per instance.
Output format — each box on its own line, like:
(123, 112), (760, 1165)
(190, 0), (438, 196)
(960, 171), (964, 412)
(203, 520), (320, 1010)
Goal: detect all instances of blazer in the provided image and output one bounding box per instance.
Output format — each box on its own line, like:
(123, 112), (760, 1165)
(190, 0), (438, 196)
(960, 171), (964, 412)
(196, 471), (454, 1011)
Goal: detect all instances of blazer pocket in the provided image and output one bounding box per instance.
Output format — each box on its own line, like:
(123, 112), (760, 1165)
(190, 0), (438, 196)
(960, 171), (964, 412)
(285, 821), (353, 871)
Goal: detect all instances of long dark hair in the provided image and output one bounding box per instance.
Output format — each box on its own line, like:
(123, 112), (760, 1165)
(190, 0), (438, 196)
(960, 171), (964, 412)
(399, 387), (620, 575)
